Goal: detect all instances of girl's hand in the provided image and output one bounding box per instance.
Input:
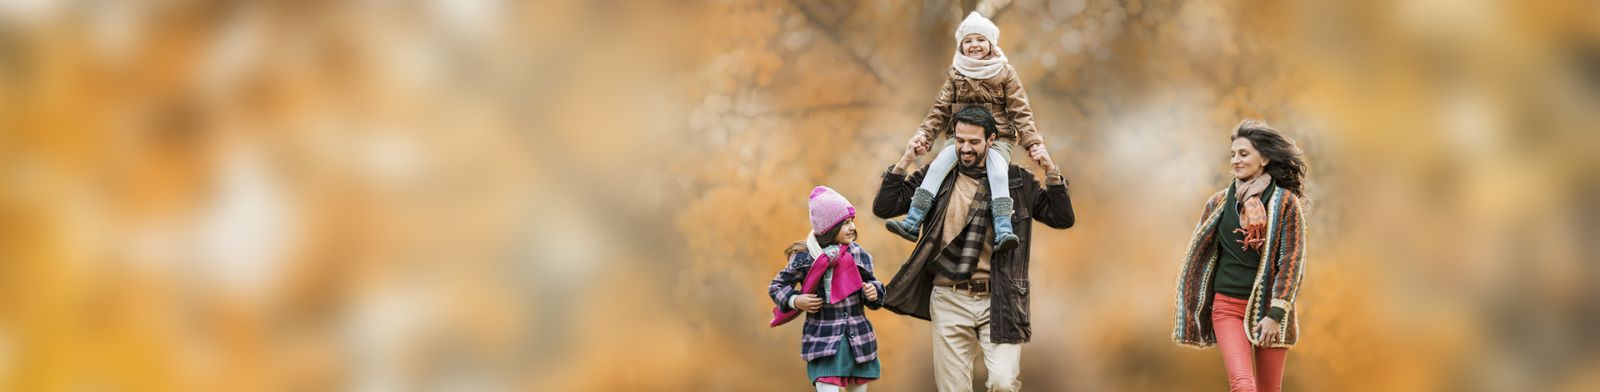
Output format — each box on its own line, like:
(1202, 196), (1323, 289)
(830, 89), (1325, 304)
(862, 283), (879, 302)
(1256, 318), (1281, 343)
(1028, 144), (1057, 172)
(898, 132), (932, 172)
(794, 294), (823, 313)
(905, 132), (930, 158)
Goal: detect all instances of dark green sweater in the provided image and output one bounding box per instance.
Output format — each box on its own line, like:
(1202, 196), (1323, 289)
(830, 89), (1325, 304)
(1213, 182), (1287, 322)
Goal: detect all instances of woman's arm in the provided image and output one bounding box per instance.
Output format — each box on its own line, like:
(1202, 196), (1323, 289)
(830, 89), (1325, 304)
(1266, 194), (1308, 322)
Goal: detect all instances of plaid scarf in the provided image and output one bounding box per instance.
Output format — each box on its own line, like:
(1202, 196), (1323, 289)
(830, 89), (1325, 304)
(933, 163), (992, 281)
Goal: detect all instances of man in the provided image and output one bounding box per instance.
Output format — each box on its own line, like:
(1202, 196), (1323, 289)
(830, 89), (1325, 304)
(873, 106), (1076, 391)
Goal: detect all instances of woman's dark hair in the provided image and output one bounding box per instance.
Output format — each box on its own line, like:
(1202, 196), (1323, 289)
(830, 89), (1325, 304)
(1231, 119), (1308, 196)
(952, 106), (999, 140)
(782, 219), (848, 258)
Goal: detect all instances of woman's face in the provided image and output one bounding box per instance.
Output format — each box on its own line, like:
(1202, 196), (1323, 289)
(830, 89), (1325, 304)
(832, 218), (857, 246)
(960, 33), (991, 59)
(1230, 137), (1269, 180)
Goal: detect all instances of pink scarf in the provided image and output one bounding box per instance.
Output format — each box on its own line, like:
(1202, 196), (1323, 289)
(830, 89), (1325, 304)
(769, 239), (864, 327)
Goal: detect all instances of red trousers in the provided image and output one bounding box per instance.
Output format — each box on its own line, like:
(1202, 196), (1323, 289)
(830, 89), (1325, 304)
(1211, 293), (1288, 392)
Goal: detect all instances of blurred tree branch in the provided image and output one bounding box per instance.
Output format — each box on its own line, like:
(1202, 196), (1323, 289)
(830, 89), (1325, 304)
(784, 0), (895, 92)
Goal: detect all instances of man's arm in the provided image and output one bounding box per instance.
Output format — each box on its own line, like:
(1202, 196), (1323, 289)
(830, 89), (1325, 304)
(1027, 148), (1075, 229)
(873, 133), (932, 218)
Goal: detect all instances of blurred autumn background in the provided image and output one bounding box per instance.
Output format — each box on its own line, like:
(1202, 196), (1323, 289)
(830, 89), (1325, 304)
(0, 0), (1595, 390)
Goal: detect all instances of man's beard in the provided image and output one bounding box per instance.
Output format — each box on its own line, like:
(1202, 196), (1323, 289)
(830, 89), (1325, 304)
(958, 151), (985, 168)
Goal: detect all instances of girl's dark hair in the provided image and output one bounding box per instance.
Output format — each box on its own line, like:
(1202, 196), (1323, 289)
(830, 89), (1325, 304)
(952, 106), (999, 139)
(782, 220), (847, 258)
(1231, 119), (1308, 196)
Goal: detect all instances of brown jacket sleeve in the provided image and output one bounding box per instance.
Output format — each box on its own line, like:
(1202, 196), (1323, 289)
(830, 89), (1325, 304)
(915, 72), (958, 140)
(1003, 65), (1044, 149)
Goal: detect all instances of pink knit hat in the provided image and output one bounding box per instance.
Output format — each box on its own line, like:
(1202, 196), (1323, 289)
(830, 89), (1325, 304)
(808, 186), (856, 234)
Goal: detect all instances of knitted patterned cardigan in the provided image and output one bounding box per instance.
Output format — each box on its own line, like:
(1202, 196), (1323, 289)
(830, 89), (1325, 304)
(1173, 185), (1308, 349)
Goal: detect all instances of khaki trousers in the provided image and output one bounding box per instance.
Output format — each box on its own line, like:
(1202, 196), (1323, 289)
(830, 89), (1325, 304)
(930, 286), (1022, 391)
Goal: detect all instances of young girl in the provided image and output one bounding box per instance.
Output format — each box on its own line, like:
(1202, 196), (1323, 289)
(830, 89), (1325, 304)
(1173, 120), (1310, 392)
(884, 11), (1052, 253)
(769, 186), (886, 392)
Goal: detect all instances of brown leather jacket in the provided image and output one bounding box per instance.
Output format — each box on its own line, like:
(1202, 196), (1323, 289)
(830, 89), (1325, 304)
(916, 64), (1045, 149)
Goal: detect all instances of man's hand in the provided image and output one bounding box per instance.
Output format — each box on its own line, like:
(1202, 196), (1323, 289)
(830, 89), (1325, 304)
(794, 294), (823, 313)
(862, 283), (879, 302)
(1028, 144), (1057, 173)
(898, 131), (932, 172)
(1256, 318), (1281, 343)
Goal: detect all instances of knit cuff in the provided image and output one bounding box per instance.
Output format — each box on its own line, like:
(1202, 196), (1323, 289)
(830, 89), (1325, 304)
(911, 188), (936, 211)
(886, 165), (914, 183)
(1267, 298), (1291, 323)
(991, 196), (1015, 218)
(1266, 306), (1287, 323)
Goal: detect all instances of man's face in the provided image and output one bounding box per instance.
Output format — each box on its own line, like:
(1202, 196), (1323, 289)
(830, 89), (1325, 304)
(952, 121), (992, 167)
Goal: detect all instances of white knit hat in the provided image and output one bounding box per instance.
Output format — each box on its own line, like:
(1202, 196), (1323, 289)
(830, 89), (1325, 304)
(955, 11), (999, 46)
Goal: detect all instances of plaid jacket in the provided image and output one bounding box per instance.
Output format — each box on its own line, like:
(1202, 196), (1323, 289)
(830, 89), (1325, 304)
(768, 243), (886, 363)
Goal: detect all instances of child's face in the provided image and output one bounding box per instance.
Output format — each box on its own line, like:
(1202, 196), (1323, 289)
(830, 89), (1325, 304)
(960, 33), (991, 59)
(832, 218), (857, 245)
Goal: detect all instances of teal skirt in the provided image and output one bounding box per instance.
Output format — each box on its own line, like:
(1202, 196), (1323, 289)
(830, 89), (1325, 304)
(806, 337), (881, 382)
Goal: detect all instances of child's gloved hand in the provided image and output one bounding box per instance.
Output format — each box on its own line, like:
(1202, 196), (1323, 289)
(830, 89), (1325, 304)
(794, 294), (823, 313)
(862, 283), (879, 301)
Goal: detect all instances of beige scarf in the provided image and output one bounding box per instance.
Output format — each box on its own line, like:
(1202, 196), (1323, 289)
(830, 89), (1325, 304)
(952, 45), (1009, 80)
(1233, 173), (1272, 251)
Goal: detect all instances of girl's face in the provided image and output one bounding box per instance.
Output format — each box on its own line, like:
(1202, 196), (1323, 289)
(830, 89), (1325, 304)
(832, 218), (857, 245)
(1230, 137), (1269, 180)
(960, 33), (991, 59)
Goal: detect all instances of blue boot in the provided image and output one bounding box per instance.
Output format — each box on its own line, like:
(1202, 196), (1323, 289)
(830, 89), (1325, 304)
(885, 188), (934, 242)
(992, 197), (1020, 252)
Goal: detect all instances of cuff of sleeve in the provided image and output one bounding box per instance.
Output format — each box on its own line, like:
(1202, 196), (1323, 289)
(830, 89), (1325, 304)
(887, 165), (918, 184)
(1267, 298), (1291, 322)
(1266, 306), (1287, 323)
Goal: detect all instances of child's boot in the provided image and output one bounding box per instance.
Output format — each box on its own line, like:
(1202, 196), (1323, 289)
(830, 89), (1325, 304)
(992, 196), (1020, 252)
(885, 188), (934, 242)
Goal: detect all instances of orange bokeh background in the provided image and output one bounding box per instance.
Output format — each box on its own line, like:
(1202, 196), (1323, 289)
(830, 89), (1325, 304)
(0, 0), (1595, 390)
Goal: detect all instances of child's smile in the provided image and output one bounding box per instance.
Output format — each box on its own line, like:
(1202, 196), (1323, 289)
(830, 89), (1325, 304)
(960, 33), (991, 59)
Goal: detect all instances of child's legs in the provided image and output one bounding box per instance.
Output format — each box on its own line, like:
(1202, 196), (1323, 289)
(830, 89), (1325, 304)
(984, 141), (1013, 201)
(814, 383), (842, 392)
(916, 141), (961, 194)
(1254, 347), (1288, 392)
(844, 384), (867, 392)
(1211, 294), (1258, 392)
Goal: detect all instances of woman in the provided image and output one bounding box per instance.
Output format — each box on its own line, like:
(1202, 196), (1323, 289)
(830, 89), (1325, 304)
(1173, 120), (1309, 392)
